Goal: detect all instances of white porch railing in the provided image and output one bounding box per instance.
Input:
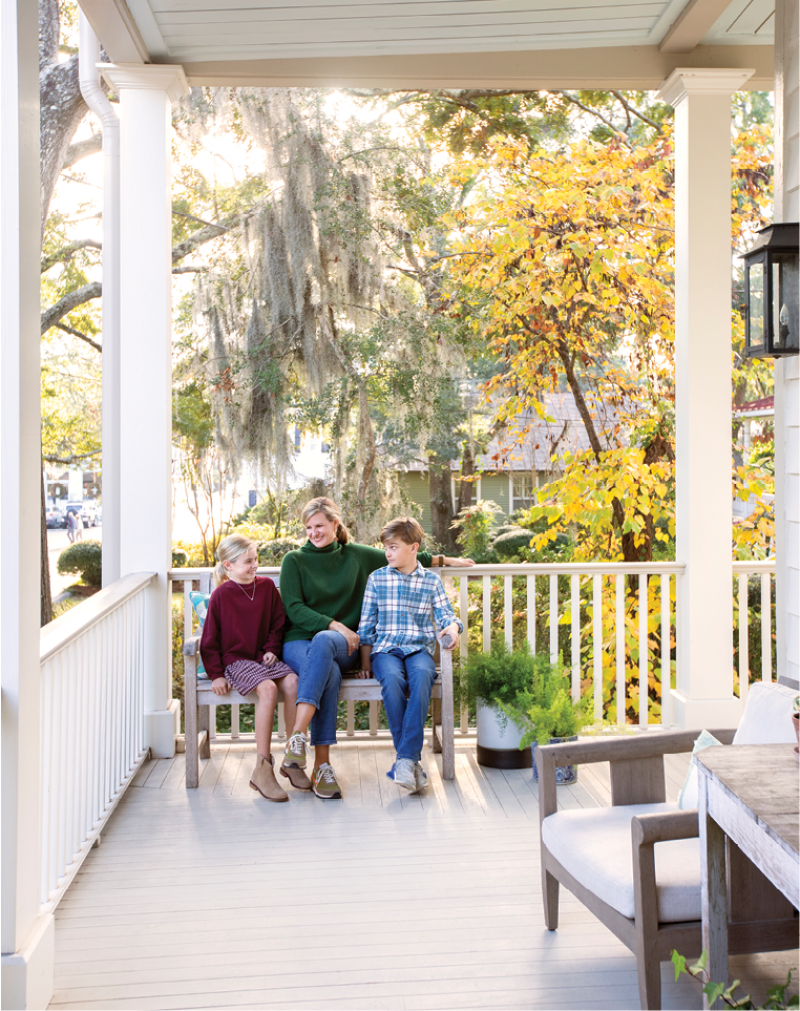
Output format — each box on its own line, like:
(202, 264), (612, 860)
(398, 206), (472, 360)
(39, 572), (154, 911)
(170, 560), (775, 736)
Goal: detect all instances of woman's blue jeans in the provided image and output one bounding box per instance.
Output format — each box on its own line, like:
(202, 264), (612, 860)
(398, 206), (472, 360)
(371, 648), (437, 762)
(283, 631), (358, 746)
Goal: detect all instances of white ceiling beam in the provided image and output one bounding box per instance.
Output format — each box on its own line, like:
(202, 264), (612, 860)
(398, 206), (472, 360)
(659, 0), (735, 53)
(77, 0), (150, 64)
(173, 43), (773, 90)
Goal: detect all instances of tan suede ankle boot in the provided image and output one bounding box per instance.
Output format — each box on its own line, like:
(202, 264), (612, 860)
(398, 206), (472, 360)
(249, 754), (288, 802)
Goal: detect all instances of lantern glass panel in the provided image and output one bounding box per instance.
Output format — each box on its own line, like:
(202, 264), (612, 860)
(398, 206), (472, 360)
(774, 252), (799, 352)
(748, 260), (765, 349)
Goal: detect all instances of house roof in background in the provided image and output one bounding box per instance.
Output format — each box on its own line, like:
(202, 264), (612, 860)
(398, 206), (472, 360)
(78, 0), (775, 89)
(733, 395), (775, 413)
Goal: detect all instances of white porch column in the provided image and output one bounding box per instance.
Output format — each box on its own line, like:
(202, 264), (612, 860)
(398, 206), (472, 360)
(101, 64), (189, 758)
(658, 69), (754, 729)
(1, 2), (55, 1008)
(773, 0), (800, 690)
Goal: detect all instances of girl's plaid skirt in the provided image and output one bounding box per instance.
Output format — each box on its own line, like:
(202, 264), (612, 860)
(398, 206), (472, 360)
(223, 658), (295, 695)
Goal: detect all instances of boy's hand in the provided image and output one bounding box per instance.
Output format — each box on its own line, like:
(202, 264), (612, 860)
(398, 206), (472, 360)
(439, 623), (460, 649)
(262, 652), (278, 666)
(211, 677), (231, 696)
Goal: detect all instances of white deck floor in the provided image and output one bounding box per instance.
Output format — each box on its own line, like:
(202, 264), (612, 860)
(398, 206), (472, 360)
(49, 739), (798, 1011)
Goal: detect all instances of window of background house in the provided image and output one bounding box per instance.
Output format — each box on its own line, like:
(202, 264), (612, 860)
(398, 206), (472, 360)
(511, 472), (536, 513)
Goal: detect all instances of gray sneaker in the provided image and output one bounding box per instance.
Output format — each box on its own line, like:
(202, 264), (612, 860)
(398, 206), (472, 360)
(285, 731), (308, 769)
(413, 762), (428, 792)
(311, 762), (342, 800)
(394, 757), (416, 791)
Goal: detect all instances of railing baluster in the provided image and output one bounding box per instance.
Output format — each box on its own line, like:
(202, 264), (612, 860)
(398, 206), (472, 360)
(738, 572), (749, 703)
(504, 575), (513, 647)
(458, 575), (469, 734)
(638, 577), (648, 728)
(616, 573), (626, 727)
(761, 572), (772, 682)
(483, 575), (491, 652)
(660, 574), (671, 729)
(549, 573), (558, 664)
(570, 575), (580, 699)
(593, 575), (602, 722)
(527, 575), (536, 654)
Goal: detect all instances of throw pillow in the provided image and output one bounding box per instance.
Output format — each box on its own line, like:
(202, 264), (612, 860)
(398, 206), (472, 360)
(677, 729), (723, 810)
(188, 591), (211, 676)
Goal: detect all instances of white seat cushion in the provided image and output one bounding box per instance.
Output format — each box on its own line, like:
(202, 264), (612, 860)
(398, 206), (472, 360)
(542, 803), (701, 923)
(733, 682), (799, 745)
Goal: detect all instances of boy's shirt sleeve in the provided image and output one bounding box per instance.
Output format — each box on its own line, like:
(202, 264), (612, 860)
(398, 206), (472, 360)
(431, 575), (463, 634)
(357, 574), (379, 646)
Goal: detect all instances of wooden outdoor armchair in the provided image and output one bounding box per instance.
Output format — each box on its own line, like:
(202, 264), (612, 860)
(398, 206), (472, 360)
(183, 636), (455, 788)
(538, 686), (799, 1010)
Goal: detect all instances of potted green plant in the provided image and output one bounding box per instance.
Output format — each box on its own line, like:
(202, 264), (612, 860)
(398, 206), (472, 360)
(462, 641), (543, 769)
(499, 654), (593, 784)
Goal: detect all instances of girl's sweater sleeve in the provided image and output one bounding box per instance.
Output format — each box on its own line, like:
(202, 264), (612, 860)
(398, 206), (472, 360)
(199, 592), (225, 680)
(262, 583), (287, 657)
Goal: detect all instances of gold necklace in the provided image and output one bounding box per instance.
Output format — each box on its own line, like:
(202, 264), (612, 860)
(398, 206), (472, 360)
(232, 578), (257, 602)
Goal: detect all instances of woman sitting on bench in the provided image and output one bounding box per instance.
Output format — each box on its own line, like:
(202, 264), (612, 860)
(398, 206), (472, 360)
(279, 496), (473, 801)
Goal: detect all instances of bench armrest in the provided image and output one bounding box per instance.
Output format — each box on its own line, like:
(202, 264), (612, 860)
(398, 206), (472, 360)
(183, 635), (201, 657)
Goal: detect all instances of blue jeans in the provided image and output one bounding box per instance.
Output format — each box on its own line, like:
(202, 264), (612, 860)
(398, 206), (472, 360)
(283, 632), (359, 746)
(371, 648), (437, 763)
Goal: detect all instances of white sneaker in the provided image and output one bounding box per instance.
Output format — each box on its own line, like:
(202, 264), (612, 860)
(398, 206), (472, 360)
(413, 762), (428, 792)
(394, 757), (416, 791)
(285, 731), (309, 769)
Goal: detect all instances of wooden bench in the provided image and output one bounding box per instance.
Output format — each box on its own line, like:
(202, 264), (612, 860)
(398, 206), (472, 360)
(183, 636), (455, 787)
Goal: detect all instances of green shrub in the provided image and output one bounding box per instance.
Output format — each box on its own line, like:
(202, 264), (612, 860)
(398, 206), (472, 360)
(450, 500), (502, 562)
(57, 540), (102, 587)
(499, 653), (593, 747)
(492, 526), (533, 559)
(172, 549), (188, 567)
(462, 639), (541, 710)
(257, 538), (302, 565)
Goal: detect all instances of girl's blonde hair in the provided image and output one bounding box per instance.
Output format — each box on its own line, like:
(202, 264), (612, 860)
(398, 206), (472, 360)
(213, 534), (257, 587)
(300, 497), (350, 545)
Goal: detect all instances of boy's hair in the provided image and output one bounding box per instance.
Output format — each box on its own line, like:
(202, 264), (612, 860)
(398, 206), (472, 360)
(380, 516), (424, 547)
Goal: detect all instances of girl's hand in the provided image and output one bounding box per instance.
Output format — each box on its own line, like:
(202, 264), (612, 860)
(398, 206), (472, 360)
(211, 677), (231, 696)
(263, 652), (278, 667)
(329, 620), (359, 653)
(443, 556), (475, 568)
(439, 623), (460, 650)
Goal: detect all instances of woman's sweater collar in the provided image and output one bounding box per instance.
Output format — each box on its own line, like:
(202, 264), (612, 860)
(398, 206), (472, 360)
(300, 539), (341, 555)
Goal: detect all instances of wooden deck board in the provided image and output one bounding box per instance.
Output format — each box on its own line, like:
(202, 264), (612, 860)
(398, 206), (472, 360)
(49, 738), (799, 1011)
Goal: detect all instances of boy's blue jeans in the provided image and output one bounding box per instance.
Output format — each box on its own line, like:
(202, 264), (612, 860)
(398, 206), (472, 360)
(283, 631), (359, 747)
(371, 648), (437, 763)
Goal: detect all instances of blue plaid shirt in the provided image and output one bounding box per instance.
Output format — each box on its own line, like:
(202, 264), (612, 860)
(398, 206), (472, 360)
(358, 563), (462, 657)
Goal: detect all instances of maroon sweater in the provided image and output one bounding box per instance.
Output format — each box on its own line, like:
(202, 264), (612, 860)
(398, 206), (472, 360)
(200, 577), (286, 681)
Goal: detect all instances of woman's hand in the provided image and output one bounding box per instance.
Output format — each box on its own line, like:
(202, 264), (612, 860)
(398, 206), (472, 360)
(262, 652), (278, 667)
(443, 556), (475, 568)
(329, 620), (359, 653)
(439, 623), (460, 650)
(211, 677), (231, 696)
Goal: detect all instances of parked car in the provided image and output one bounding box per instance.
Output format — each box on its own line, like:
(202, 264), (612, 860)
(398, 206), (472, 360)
(45, 505), (64, 528)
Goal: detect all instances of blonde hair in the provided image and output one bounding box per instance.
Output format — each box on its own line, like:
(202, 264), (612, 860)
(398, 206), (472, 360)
(300, 497), (350, 545)
(213, 534), (257, 587)
(380, 516), (424, 547)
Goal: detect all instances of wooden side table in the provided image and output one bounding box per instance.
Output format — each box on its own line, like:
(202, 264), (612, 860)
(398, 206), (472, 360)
(697, 744), (799, 1010)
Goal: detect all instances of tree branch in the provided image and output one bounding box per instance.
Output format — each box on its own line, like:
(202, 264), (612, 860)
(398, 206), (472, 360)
(43, 450), (101, 465)
(63, 133), (103, 169)
(550, 91), (631, 147)
(41, 282), (102, 335)
(41, 238), (102, 273)
(53, 321), (102, 352)
(610, 91), (663, 132)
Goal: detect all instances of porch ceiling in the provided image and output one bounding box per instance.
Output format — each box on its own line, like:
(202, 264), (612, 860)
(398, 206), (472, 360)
(79, 0), (775, 88)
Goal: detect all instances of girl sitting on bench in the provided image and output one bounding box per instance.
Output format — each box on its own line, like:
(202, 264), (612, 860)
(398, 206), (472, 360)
(200, 534), (308, 802)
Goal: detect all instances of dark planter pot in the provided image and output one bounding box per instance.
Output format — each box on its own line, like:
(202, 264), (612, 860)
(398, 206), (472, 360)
(531, 735), (579, 785)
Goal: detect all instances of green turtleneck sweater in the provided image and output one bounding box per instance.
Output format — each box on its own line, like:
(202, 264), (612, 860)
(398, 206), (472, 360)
(279, 540), (433, 643)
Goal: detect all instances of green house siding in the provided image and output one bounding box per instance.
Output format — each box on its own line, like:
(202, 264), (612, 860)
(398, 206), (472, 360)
(481, 474), (510, 516)
(399, 472), (432, 535)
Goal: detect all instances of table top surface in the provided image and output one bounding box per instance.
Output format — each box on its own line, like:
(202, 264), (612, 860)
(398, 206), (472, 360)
(696, 744), (799, 855)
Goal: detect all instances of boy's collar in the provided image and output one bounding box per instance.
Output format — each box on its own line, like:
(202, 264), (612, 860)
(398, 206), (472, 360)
(387, 560), (424, 577)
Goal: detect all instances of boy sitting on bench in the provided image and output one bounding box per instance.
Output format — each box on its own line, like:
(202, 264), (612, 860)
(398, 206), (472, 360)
(358, 517), (461, 793)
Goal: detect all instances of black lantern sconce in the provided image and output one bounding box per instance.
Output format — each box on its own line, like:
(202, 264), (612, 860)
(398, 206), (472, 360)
(741, 222), (799, 359)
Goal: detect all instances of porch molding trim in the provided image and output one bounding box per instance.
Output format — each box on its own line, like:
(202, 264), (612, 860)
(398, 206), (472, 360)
(659, 67), (756, 104)
(171, 44), (774, 91)
(0, 913), (55, 1011)
(101, 62), (190, 102)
